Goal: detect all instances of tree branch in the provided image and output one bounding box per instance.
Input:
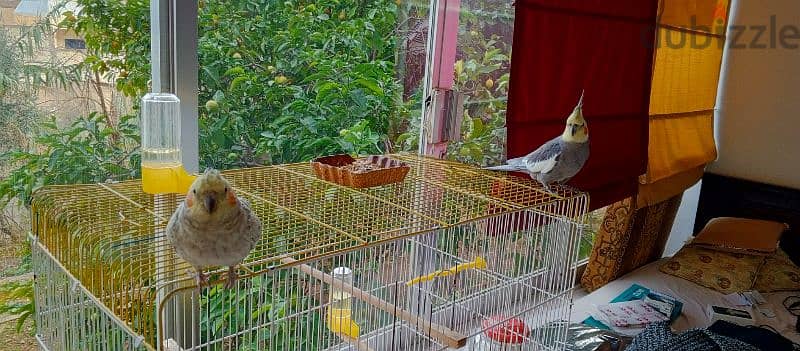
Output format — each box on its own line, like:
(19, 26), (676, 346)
(92, 70), (120, 143)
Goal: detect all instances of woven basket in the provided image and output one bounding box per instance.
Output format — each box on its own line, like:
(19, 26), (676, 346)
(311, 154), (410, 188)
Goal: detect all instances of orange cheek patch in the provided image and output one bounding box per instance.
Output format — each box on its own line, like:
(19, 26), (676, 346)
(227, 190), (237, 205)
(186, 193), (195, 207)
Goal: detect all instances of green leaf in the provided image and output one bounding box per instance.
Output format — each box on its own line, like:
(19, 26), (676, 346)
(212, 90), (226, 103)
(355, 78), (382, 95)
(229, 75), (249, 91)
(202, 66), (221, 86)
(469, 117), (485, 139)
(15, 311), (31, 332)
(224, 66), (246, 77)
(315, 81), (340, 101)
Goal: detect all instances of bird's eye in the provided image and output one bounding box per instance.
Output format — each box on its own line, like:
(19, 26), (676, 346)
(224, 187), (228, 193)
(193, 189), (196, 194)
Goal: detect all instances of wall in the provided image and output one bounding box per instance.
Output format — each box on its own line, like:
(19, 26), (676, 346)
(1, 2), (110, 123)
(667, 0), (800, 253)
(0, 1), (29, 26)
(708, 0), (800, 190)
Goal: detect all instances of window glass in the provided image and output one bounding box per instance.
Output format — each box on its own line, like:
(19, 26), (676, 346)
(196, 0), (420, 169)
(64, 38), (85, 49)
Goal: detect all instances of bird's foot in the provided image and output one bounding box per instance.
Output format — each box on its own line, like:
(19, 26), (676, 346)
(186, 268), (209, 289)
(225, 266), (238, 290)
(537, 180), (552, 192)
(541, 183), (559, 196)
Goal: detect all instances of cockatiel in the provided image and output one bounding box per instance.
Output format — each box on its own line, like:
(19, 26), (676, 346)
(166, 169), (262, 289)
(485, 92), (590, 192)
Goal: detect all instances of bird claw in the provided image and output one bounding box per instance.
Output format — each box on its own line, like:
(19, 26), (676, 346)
(225, 266), (238, 289)
(187, 268), (208, 289)
(540, 183), (560, 196)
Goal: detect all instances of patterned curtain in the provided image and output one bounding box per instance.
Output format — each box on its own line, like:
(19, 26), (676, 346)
(582, 195), (683, 291)
(581, 0), (731, 291)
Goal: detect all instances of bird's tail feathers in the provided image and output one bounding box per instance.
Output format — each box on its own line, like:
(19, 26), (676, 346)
(484, 164), (524, 172)
(505, 156), (526, 166)
(485, 156), (526, 172)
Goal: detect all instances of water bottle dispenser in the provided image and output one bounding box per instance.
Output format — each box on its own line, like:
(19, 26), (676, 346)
(140, 93), (195, 194)
(327, 266), (360, 339)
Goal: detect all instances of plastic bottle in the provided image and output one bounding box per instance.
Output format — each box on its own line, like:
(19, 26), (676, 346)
(140, 93), (194, 194)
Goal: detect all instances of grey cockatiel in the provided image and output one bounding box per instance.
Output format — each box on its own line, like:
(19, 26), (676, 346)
(166, 169), (262, 289)
(486, 93), (590, 192)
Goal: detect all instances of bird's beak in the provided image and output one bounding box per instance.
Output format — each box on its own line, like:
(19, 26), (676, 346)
(203, 195), (217, 213)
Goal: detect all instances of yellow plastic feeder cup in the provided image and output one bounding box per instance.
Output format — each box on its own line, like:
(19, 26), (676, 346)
(327, 266), (361, 339)
(140, 93), (196, 194)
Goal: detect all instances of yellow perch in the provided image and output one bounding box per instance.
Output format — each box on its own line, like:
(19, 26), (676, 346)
(406, 257), (487, 286)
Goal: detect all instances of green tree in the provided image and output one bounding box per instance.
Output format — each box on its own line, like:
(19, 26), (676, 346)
(0, 11), (79, 153)
(395, 0), (513, 167)
(449, 1), (513, 167)
(0, 113), (141, 208)
(1, 3), (404, 345)
(61, 0), (401, 170)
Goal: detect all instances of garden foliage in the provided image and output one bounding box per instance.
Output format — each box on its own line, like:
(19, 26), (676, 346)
(0, 1), (516, 343)
(1, 0), (514, 205)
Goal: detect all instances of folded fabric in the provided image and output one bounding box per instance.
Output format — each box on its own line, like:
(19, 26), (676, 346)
(708, 320), (796, 351)
(692, 217), (788, 255)
(625, 321), (760, 351)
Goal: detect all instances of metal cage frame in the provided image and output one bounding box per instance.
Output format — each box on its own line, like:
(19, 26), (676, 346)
(31, 154), (588, 350)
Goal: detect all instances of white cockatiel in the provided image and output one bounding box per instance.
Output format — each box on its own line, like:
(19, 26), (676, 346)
(166, 169), (262, 289)
(485, 92), (590, 192)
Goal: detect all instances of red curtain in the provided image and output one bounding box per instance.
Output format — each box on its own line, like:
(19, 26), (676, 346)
(508, 0), (659, 210)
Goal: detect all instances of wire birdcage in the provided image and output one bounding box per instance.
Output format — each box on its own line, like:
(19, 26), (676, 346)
(31, 154), (588, 350)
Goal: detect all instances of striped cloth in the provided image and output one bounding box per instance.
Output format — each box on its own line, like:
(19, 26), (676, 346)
(626, 322), (760, 351)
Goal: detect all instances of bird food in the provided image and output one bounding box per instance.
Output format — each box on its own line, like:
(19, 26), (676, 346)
(341, 159), (382, 173)
(311, 154), (410, 188)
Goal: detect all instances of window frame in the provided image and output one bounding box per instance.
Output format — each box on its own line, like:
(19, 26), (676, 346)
(63, 38), (85, 49)
(151, 0), (199, 174)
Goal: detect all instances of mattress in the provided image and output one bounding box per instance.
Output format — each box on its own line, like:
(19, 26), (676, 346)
(570, 258), (800, 343)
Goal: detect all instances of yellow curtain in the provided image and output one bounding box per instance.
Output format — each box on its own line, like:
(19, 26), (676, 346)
(638, 0), (729, 206)
(581, 0), (731, 291)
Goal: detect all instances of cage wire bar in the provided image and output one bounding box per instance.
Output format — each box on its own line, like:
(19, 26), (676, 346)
(31, 154), (588, 350)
